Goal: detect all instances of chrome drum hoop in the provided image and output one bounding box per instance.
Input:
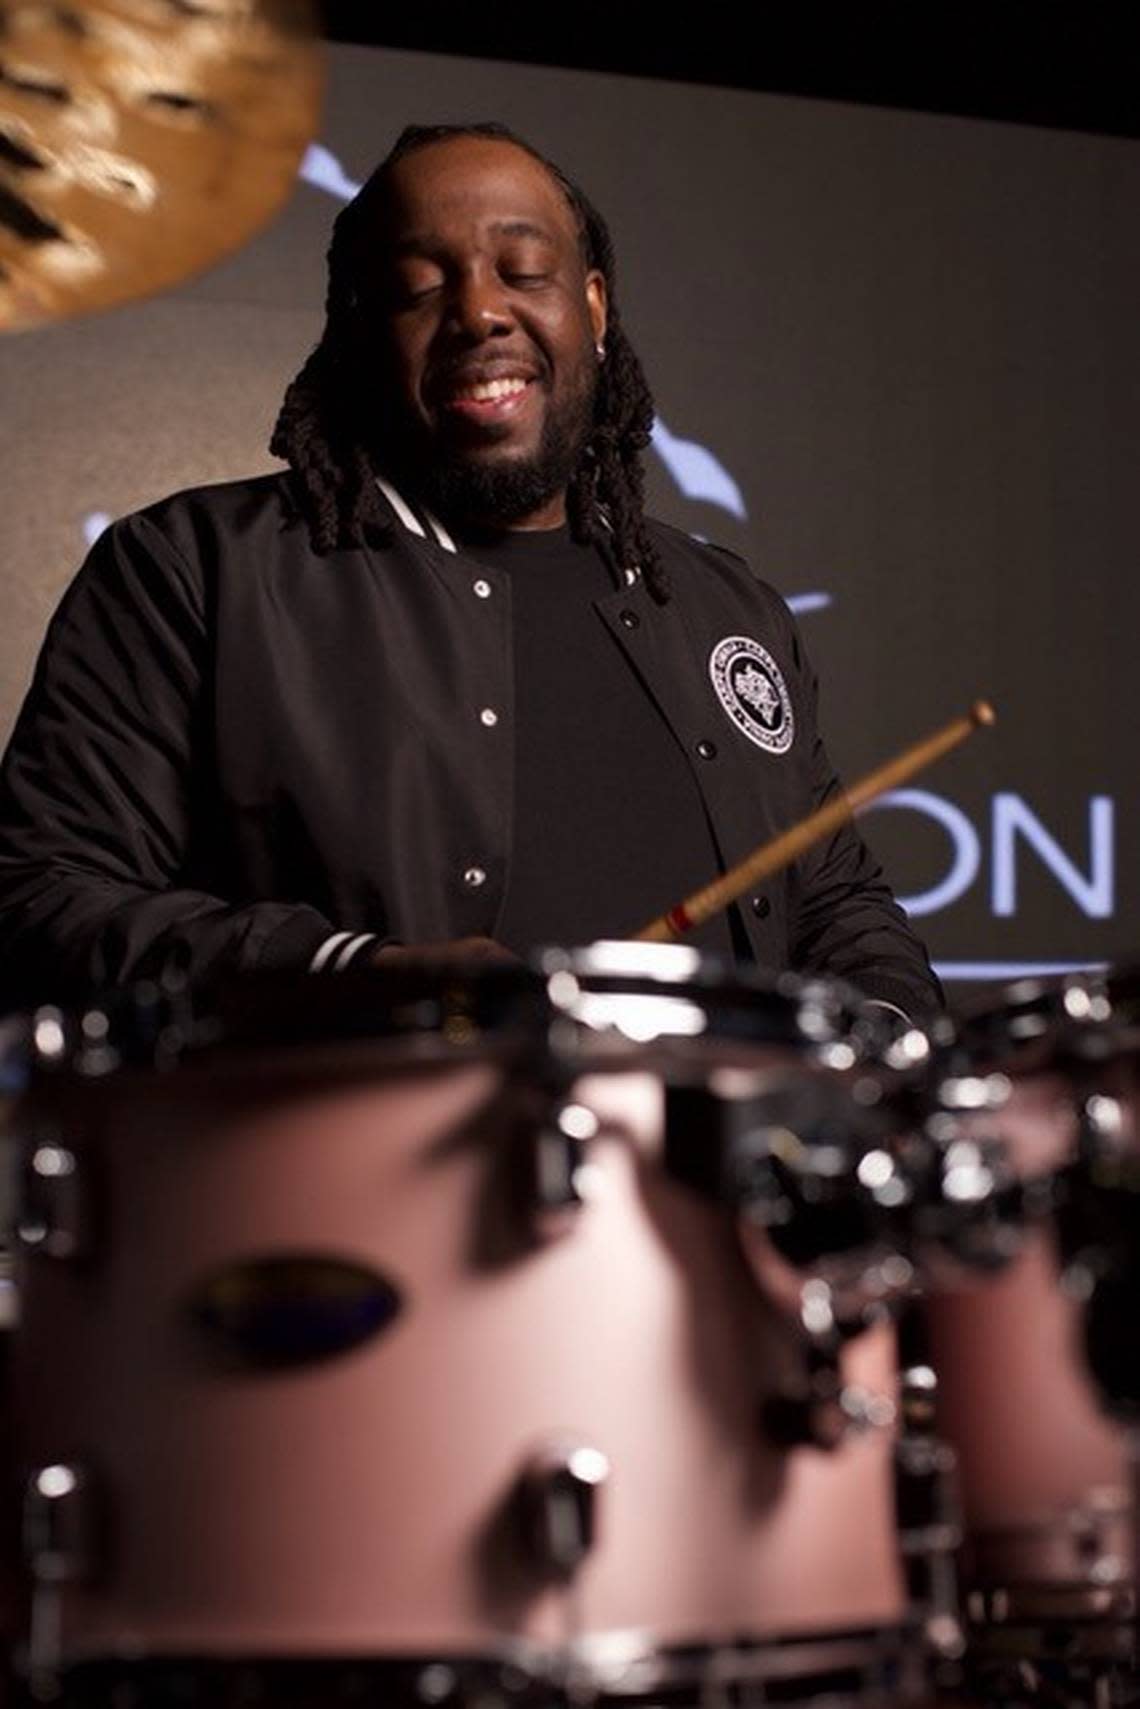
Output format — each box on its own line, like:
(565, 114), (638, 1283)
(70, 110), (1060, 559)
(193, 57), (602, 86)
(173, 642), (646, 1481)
(26, 1627), (933, 1709)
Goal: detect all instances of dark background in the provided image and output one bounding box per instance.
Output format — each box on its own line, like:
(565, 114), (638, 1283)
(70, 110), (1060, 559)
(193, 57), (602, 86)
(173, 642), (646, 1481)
(1, 14), (1135, 989)
(316, 5), (1140, 141)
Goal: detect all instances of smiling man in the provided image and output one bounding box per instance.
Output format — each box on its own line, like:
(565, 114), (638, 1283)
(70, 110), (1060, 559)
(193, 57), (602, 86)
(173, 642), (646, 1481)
(0, 123), (940, 1019)
(365, 132), (607, 531)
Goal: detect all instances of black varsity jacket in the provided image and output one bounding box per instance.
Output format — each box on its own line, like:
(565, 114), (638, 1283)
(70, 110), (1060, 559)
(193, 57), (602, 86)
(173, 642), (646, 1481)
(0, 472), (940, 1018)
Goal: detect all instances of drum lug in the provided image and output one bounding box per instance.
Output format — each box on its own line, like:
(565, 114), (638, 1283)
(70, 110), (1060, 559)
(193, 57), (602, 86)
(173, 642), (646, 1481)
(916, 1110), (1025, 1273)
(22, 1460), (99, 1699)
(893, 1364), (966, 1666)
(531, 1101), (597, 1230)
(763, 1338), (893, 1452)
(664, 1078), (904, 1271)
(16, 1136), (90, 1261)
(24, 1459), (96, 1585)
(521, 1441), (609, 1578)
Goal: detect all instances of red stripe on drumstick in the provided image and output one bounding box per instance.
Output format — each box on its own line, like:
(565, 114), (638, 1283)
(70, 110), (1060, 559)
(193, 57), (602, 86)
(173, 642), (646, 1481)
(665, 904), (693, 939)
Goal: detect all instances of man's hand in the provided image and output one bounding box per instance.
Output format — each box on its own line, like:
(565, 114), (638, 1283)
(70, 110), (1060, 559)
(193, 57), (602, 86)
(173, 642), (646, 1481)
(369, 938), (520, 969)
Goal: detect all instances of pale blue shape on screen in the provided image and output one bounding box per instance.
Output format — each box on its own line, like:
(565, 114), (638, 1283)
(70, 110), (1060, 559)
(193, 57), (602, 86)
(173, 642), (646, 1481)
(83, 512), (111, 548)
(652, 418), (746, 519)
(991, 793), (1114, 919)
(936, 961), (1109, 981)
(858, 787), (982, 917)
(785, 592), (832, 614)
(300, 143), (362, 203)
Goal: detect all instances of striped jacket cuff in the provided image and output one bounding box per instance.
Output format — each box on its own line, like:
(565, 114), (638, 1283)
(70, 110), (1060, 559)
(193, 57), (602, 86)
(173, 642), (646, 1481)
(309, 931), (378, 973)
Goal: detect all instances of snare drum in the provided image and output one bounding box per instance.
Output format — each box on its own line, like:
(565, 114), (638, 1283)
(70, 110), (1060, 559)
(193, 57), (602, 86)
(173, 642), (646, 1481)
(922, 978), (1134, 1698)
(6, 947), (915, 1706)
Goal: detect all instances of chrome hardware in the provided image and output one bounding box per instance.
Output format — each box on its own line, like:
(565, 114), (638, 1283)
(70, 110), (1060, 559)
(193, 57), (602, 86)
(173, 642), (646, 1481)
(17, 1138), (89, 1260)
(763, 1333), (892, 1452)
(416, 1662), (458, 1703)
(522, 1441), (609, 1578)
(1058, 1092), (1140, 1423)
(883, 1026), (933, 1072)
(934, 1073), (1012, 1114)
(665, 1076), (899, 1269)
(24, 1460), (95, 1585)
(665, 1047), (1030, 1338)
(1082, 1093), (1127, 1145)
(838, 1383), (896, 1432)
(893, 1364), (965, 1664)
(567, 1627), (928, 1702)
(531, 1102), (597, 1229)
(23, 1460), (98, 1698)
(0, 1252), (19, 1329)
(920, 1129), (1025, 1272)
(412, 1658), (542, 1706)
(911, 1054), (1027, 1272)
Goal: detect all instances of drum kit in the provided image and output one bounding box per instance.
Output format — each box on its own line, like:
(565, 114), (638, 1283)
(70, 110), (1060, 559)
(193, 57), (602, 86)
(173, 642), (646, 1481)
(0, 944), (1137, 1708)
(2, 5), (1134, 1699)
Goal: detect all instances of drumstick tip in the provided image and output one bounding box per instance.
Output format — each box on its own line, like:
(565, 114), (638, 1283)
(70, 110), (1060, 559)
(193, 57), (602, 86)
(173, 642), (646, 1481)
(971, 699), (996, 728)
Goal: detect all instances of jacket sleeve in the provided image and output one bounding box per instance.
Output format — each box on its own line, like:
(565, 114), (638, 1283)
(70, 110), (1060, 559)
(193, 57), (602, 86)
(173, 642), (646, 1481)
(786, 636), (943, 1023)
(0, 512), (337, 1010)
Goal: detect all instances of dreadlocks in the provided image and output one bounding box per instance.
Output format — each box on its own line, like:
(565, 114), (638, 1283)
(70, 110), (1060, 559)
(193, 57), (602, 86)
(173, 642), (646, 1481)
(270, 123), (668, 601)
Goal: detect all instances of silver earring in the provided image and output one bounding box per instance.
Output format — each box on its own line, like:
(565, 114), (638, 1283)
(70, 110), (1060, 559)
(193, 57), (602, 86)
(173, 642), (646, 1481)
(596, 341), (606, 361)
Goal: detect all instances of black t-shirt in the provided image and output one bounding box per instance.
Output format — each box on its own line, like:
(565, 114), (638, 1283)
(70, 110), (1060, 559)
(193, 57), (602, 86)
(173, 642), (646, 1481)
(459, 523), (739, 961)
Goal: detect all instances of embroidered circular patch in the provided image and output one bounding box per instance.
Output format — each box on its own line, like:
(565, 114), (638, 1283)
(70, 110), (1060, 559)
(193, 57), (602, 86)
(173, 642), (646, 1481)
(708, 635), (795, 753)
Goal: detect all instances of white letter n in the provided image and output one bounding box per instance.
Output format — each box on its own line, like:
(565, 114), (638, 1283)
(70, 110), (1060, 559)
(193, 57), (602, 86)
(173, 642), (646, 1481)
(992, 793), (1114, 919)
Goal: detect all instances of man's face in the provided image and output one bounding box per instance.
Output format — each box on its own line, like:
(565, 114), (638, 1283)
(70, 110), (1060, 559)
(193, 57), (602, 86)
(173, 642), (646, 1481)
(361, 136), (608, 529)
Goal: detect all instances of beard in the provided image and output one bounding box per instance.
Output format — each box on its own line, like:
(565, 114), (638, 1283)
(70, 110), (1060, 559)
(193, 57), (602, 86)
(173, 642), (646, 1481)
(382, 349), (598, 528)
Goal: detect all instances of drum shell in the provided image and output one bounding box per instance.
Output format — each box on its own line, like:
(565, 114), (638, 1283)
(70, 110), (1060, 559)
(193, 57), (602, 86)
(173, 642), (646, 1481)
(924, 1066), (1131, 1598)
(9, 1043), (906, 1666)
(1, 1291), (17, 1706)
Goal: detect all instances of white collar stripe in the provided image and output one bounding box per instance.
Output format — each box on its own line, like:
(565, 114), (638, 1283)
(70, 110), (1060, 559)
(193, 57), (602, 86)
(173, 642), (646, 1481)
(375, 477), (426, 538)
(377, 479), (618, 569)
(422, 507), (457, 554)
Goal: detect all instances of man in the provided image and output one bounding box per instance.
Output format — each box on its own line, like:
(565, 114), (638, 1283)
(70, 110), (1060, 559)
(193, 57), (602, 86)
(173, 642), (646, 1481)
(0, 123), (939, 1019)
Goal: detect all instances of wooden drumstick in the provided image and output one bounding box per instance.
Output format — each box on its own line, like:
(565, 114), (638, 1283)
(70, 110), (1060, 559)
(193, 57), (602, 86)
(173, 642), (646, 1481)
(634, 700), (995, 944)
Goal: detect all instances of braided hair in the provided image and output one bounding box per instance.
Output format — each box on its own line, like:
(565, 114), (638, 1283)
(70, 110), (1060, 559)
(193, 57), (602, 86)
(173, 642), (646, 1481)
(270, 122), (667, 601)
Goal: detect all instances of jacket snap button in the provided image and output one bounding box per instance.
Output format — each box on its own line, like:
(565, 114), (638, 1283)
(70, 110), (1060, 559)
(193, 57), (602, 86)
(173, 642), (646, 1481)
(479, 707), (499, 728)
(463, 866), (487, 890)
(619, 608), (640, 629)
(473, 579), (492, 599)
(695, 739), (718, 760)
(751, 895), (771, 919)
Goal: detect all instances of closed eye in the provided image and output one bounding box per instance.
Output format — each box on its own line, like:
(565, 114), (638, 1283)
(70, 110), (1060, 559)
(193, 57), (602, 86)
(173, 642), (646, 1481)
(387, 249), (447, 307)
(390, 278), (443, 309)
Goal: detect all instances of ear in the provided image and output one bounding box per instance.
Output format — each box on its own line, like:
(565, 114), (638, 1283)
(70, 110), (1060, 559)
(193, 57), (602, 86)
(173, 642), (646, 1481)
(585, 270), (607, 347)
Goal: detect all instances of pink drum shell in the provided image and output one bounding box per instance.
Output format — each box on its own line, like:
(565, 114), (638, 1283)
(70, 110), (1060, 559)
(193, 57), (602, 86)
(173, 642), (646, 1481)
(925, 1066), (1131, 1586)
(11, 1045), (905, 1665)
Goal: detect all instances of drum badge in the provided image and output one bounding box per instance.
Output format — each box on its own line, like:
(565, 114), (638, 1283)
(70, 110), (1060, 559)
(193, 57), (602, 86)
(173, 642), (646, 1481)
(708, 636), (795, 754)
